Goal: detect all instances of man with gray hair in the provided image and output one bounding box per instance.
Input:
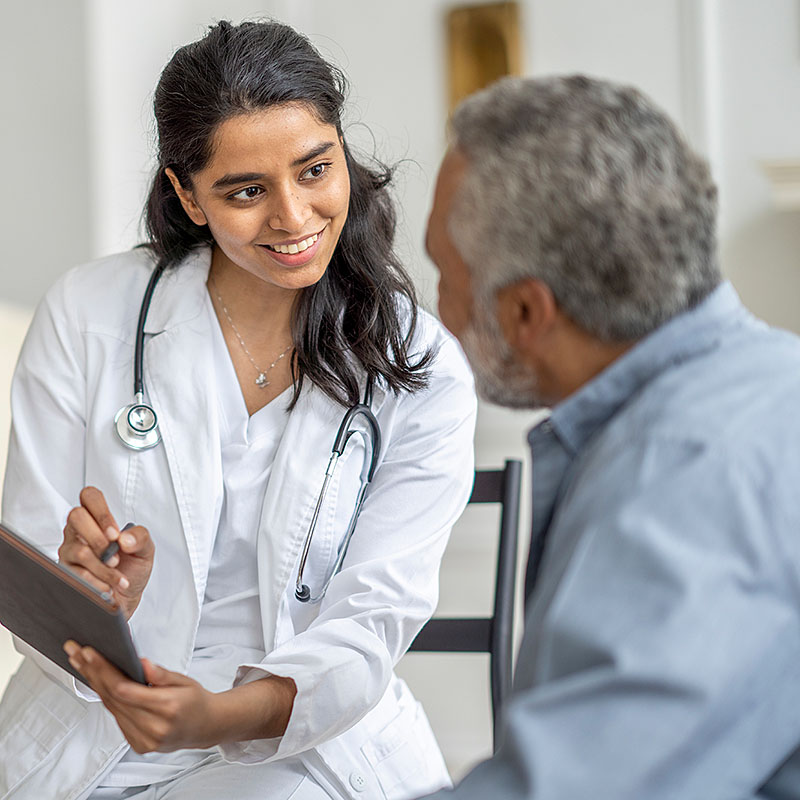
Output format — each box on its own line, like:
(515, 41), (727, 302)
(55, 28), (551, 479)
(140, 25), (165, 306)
(423, 74), (800, 799)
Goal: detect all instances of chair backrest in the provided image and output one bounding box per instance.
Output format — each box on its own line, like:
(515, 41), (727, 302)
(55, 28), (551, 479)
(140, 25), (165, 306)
(409, 459), (522, 750)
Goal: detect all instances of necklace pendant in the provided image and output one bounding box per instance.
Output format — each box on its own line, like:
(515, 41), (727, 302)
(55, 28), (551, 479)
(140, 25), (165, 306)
(255, 372), (269, 388)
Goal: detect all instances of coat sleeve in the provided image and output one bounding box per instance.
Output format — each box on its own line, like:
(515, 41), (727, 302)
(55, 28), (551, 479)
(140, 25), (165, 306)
(1, 269), (95, 696)
(221, 326), (478, 762)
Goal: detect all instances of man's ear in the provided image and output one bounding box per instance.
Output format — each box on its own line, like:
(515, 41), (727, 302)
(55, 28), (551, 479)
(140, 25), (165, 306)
(496, 278), (558, 359)
(164, 168), (207, 226)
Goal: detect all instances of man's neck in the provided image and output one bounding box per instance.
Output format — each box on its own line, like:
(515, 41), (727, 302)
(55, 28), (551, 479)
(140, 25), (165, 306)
(535, 317), (635, 405)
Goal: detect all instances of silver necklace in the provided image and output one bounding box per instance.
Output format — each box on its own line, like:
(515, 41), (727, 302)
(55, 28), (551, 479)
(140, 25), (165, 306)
(208, 275), (293, 388)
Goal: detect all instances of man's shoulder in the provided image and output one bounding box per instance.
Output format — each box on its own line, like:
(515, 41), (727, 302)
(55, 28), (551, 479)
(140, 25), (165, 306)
(619, 317), (800, 455)
(558, 320), (800, 554)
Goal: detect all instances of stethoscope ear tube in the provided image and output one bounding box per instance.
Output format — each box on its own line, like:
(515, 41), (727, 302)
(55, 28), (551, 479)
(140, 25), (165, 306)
(295, 454), (339, 601)
(295, 386), (381, 603)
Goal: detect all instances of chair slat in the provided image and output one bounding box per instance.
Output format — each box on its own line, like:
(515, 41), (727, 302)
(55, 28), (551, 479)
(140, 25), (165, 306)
(406, 460), (522, 752)
(409, 618), (492, 652)
(469, 469), (504, 503)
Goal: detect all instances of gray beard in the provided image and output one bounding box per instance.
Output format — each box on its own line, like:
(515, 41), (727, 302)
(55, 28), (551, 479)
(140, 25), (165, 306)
(459, 304), (543, 410)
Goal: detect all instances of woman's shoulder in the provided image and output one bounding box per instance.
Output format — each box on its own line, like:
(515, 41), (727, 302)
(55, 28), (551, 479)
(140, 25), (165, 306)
(375, 302), (476, 449)
(39, 247), (211, 340)
(42, 248), (159, 320)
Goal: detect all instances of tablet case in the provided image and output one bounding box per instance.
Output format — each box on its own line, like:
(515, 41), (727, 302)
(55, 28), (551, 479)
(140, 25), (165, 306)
(0, 522), (146, 686)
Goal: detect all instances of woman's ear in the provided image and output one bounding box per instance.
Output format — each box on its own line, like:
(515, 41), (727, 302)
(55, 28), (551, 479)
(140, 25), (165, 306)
(164, 168), (208, 226)
(495, 278), (558, 361)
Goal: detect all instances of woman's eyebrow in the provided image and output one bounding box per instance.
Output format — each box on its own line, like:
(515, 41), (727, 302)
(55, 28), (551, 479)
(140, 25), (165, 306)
(292, 141), (335, 167)
(212, 172), (266, 190)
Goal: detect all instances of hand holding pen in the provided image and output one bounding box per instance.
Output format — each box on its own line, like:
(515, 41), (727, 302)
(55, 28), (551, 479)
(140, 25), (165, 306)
(58, 487), (155, 620)
(98, 522), (134, 565)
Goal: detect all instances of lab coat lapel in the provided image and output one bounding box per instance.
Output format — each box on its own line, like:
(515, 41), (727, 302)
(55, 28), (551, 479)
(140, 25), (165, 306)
(141, 252), (222, 606)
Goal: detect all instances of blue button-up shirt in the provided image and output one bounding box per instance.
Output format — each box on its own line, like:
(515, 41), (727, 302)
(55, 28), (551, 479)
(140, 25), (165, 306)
(435, 282), (800, 799)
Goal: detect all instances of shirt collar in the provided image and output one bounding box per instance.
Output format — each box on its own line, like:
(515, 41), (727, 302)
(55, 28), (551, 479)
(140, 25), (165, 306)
(541, 281), (747, 455)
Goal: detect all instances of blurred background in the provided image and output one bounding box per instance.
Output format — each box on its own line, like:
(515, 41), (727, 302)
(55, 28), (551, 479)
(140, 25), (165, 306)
(1, 0), (799, 781)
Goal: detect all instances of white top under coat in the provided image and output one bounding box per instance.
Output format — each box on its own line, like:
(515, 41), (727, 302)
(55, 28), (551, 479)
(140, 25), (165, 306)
(192, 291), (291, 683)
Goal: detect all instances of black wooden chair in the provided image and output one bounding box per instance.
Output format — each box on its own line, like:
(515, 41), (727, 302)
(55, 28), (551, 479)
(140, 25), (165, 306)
(409, 459), (522, 750)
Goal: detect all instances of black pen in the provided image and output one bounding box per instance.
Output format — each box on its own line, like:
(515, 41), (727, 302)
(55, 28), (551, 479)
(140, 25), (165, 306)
(100, 522), (135, 564)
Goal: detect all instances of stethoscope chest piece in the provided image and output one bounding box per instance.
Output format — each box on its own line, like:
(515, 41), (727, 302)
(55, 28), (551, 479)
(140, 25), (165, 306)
(114, 396), (161, 450)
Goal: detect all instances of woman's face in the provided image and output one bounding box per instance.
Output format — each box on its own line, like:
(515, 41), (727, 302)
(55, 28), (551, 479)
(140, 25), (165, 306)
(168, 103), (351, 291)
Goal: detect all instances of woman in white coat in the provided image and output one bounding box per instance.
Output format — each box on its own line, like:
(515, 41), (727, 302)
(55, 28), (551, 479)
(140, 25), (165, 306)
(0, 20), (476, 800)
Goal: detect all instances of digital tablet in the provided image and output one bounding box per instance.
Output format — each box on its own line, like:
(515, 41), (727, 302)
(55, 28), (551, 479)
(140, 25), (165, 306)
(0, 522), (146, 686)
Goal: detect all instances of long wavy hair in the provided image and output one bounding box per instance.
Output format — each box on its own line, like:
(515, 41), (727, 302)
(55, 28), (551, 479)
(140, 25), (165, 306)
(143, 20), (431, 408)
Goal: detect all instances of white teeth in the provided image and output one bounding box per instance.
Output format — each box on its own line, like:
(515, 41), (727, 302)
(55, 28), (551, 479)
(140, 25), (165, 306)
(267, 233), (319, 254)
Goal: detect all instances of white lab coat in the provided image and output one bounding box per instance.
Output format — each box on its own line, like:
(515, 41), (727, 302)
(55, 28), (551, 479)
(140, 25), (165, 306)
(0, 248), (477, 800)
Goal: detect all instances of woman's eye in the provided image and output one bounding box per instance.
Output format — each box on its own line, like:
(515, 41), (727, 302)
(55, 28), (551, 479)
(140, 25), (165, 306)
(302, 163), (329, 180)
(231, 186), (263, 201)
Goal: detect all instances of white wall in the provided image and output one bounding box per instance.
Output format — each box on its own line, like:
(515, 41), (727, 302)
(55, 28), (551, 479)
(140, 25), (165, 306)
(714, 0), (800, 332)
(0, 1), (92, 307)
(0, 306), (32, 689)
(1, 0), (798, 782)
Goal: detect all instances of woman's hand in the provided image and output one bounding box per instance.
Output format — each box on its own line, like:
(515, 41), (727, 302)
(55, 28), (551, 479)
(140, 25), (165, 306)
(62, 643), (297, 753)
(58, 486), (154, 620)
(64, 644), (219, 752)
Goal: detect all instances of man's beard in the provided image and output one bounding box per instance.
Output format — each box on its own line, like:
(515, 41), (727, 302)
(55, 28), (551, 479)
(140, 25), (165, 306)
(459, 301), (544, 409)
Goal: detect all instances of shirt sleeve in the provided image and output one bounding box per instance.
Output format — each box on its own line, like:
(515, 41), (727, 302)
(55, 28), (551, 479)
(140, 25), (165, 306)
(425, 437), (800, 799)
(221, 331), (478, 762)
(1, 270), (97, 699)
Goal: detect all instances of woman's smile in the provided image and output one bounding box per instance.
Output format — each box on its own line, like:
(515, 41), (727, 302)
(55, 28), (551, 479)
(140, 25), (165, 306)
(258, 227), (325, 266)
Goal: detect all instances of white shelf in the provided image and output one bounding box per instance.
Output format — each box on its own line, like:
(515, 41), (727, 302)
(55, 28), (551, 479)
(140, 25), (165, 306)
(760, 160), (800, 210)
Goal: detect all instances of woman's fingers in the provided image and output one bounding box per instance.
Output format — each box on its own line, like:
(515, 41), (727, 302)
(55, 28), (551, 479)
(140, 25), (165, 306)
(78, 486), (120, 542)
(59, 487), (154, 619)
(65, 564), (114, 596)
(59, 529), (129, 592)
(62, 504), (111, 558)
(59, 488), (148, 612)
(116, 524), (154, 562)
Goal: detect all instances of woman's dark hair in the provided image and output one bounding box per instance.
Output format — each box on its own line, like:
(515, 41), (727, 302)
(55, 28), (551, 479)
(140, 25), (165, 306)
(144, 19), (431, 408)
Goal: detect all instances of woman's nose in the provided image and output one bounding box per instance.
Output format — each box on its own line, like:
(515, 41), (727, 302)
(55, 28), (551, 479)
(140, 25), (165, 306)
(269, 185), (312, 232)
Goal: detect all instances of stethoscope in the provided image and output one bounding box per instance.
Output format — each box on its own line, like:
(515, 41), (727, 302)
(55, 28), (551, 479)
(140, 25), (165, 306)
(114, 262), (382, 604)
(113, 262), (166, 451)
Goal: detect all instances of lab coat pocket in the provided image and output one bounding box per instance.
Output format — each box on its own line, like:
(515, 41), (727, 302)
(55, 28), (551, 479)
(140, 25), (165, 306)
(361, 699), (450, 800)
(0, 659), (88, 795)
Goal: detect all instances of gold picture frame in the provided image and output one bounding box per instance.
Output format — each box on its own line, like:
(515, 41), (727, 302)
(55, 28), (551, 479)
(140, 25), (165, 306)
(447, 2), (523, 114)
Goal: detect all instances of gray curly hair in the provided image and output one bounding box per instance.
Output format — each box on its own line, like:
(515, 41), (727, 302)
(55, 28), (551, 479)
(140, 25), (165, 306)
(448, 74), (721, 342)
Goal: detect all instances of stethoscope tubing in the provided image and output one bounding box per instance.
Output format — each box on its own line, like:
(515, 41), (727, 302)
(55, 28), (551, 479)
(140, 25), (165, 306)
(294, 394), (380, 603)
(133, 261), (168, 397)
